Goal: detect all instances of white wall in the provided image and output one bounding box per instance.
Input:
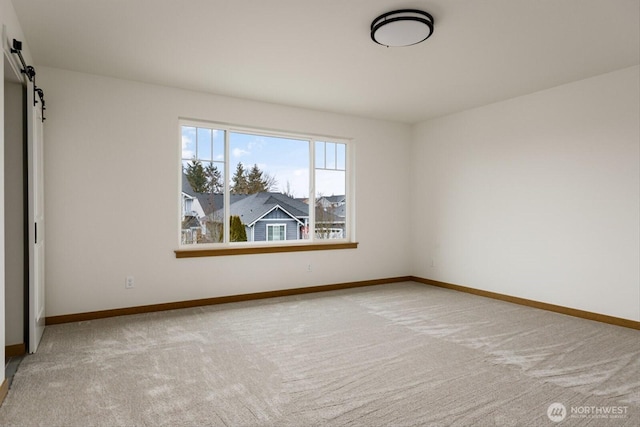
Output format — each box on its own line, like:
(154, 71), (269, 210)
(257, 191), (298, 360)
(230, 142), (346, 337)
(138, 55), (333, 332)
(38, 67), (413, 317)
(4, 79), (23, 346)
(411, 66), (640, 321)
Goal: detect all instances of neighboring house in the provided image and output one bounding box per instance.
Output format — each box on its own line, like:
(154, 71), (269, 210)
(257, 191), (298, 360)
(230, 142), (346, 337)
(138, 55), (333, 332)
(219, 192), (346, 242)
(299, 195), (346, 219)
(181, 176), (207, 244)
(183, 174), (346, 243)
(314, 195), (346, 239)
(316, 195), (345, 210)
(214, 192), (311, 242)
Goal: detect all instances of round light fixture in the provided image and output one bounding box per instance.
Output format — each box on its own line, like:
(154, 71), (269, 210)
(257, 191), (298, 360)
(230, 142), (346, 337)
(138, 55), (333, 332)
(371, 9), (434, 47)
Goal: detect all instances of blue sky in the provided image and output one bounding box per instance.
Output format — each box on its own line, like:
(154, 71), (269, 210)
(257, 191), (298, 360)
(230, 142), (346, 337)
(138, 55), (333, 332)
(181, 126), (345, 198)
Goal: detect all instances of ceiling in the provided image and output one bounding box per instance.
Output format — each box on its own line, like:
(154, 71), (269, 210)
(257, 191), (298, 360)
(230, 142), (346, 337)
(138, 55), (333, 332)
(11, 0), (640, 124)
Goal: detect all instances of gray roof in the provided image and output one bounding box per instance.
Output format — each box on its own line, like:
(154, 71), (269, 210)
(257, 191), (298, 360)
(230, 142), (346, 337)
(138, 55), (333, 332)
(196, 194), (251, 217)
(205, 191), (346, 226)
(196, 193), (224, 216)
(228, 192), (309, 226)
(322, 195), (346, 204)
(186, 176), (346, 225)
(181, 173), (197, 197)
(183, 173), (248, 216)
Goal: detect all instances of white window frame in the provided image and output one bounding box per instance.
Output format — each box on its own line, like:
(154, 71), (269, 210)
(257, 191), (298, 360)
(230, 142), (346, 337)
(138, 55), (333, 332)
(178, 119), (355, 249)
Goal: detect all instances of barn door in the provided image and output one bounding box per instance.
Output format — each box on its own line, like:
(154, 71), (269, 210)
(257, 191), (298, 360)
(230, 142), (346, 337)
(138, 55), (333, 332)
(26, 79), (45, 353)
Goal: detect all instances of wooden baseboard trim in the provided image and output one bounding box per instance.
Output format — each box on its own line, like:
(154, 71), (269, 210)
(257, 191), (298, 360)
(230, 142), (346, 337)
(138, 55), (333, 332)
(45, 275), (638, 330)
(0, 379), (8, 407)
(5, 344), (26, 358)
(411, 276), (640, 330)
(46, 276), (413, 325)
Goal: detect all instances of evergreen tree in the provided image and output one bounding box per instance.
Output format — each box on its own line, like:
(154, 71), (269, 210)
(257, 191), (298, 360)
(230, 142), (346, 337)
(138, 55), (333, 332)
(205, 164), (223, 193)
(185, 160), (208, 193)
(185, 160), (223, 194)
(231, 163), (249, 194)
(229, 215), (247, 242)
(247, 164), (268, 194)
(231, 162), (277, 194)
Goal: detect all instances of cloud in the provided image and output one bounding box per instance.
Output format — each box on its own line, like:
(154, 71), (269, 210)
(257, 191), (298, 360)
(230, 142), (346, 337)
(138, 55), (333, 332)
(181, 135), (195, 159)
(232, 148), (250, 158)
(247, 137), (265, 151)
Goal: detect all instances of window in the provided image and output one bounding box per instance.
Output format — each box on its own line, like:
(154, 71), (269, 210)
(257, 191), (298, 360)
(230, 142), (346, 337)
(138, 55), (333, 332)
(315, 141), (346, 239)
(179, 120), (352, 249)
(267, 224), (286, 241)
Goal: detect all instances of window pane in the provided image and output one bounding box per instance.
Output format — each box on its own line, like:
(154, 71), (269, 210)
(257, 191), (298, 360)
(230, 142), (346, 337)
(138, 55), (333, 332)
(315, 169), (346, 240)
(181, 125), (225, 245)
(229, 132), (309, 243)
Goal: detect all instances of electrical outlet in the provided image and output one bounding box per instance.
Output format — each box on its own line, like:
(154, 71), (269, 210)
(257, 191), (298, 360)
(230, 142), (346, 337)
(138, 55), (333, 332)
(307, 263), (312, 273)
(125, 276), (135, 289)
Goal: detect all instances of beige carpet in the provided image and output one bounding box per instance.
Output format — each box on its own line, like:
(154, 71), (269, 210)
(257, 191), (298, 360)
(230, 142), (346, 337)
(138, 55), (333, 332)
(0, 282), (638, 426)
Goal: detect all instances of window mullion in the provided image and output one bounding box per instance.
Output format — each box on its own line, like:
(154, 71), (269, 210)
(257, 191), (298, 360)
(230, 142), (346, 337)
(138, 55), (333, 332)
(309, 139), (315, 242)
(223, 128), (230, 244)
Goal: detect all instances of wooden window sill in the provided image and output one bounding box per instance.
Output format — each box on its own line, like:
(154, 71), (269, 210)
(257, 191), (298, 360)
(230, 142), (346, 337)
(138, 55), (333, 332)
(175, 242), (358, 258)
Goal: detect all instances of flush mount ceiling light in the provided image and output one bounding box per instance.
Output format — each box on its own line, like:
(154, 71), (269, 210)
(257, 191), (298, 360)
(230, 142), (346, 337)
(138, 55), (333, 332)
(371, 9), (434, 47)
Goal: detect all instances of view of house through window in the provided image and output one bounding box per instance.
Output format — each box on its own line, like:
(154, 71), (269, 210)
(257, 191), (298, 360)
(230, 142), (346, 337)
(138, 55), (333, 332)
(180, 121), (349, 246)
